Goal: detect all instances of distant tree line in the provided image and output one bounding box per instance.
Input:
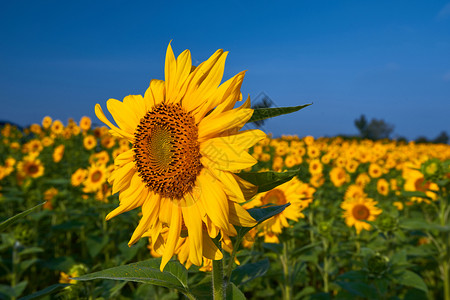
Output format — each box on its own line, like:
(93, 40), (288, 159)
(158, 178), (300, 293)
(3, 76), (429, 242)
(354, 114), (448, 144)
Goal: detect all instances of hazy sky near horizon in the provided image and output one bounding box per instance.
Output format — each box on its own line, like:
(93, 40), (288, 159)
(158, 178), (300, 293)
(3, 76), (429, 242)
(1, 1), (449, 140)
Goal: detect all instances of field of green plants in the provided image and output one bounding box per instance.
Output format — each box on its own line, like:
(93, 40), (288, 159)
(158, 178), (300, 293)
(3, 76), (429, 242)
(1, 117), (449, 299)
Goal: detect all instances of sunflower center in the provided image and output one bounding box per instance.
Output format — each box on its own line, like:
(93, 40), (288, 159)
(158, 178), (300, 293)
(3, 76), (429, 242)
(262, 189), (286, 205)
(352, 204), (370, 220)
(91, 170), (103, 183)
(134, 103), (202, 199)
(27, 164), (39, 175)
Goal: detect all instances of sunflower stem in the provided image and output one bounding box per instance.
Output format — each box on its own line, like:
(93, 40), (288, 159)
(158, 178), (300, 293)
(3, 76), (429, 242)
(212, 259), (225, 300)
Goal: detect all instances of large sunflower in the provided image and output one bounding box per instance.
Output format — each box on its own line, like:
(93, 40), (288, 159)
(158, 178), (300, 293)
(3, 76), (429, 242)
(95, 44), (264, 271)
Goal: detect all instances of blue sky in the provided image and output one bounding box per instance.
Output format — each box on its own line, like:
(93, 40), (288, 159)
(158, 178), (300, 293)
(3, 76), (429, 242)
(1, 1), (449, 140)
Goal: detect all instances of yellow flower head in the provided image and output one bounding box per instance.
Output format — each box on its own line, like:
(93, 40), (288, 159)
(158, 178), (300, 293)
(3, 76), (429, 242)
(95, 43), (264, 271)
(53, 144), (65, 163)
(42, 116), (53, 129)
(245, 177), (313, 240)
(83, 135), (97, 150)
(79, 116), (92, 131)
(330, 167), (348, 187)
(341, 196), (382, 234)
(51, 120), (64, 135)
(18, 156), (44, 179)
(71, 168), (88, 187)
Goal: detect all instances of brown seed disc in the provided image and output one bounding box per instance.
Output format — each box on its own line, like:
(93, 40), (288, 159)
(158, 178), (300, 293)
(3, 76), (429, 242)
(134, 103), (202, 199)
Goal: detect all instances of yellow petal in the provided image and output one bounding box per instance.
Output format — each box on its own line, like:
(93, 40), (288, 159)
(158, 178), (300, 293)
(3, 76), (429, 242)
(200, 142), (257, 172)
(181, 199), (203, 266)
(161, 207), (182, 271)
(128, 192), (160, 245)
(95, 104), (134, 141)
(114, 149), (134, 167)
(110, 161), (135, 194)
(198, 108), (253, 142)
(197, 171), (230, 232)
(183, 52), (228, 113)
(143, 79), (165, 107)
(106, 98), (139, 134)
(105, 174), (147, 220)
(202, 234), (223, 260)
(228, 200), (257, 227)
(123, 95), (147, 120)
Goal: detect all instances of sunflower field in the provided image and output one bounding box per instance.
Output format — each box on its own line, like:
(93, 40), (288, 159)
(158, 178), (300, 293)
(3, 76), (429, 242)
(1, 116), (450, 299)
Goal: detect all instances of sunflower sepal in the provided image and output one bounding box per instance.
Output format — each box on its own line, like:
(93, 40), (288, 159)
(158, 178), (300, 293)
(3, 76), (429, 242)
(236, 170), (299, 193)
(247, 104), (312, 124)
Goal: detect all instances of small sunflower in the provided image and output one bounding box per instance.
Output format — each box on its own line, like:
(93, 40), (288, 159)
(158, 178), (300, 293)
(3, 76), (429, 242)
(95, 43), (264, 270)
(18, 156), (44, 179)
(71, 168), (87, 187)
(330, 167), (348, 187)
(245, 177), (313, 240)
(376, 178), (389, 196)
(53, 144), (65, 163)
(403, 168), (438, 203)
(82, 163), (109, 193)
(79, 116), (92, 131)
(83, 135), (97, 150)
(42, 116), (53, 129)
(341, 196), (382, 234)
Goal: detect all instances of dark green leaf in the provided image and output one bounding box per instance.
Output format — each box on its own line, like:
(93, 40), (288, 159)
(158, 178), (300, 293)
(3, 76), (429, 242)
(335, 281), (378, 298)
(18, 283), (69, 300)
(237, 170), (298, 193)
(231, 258), (270, 286)
(86, 235), (109, 258)
(399, 219), (450, 232)
(74, 258), (188, 292)
(226, 282), (246, 300)
(395, 270), (428, 293)
(0, 203), (45, 231)
(248, 104), (311, 123)
(337, 270), (368, 281)
(247, 203), (291, 224)
(262, 243), (283, 254)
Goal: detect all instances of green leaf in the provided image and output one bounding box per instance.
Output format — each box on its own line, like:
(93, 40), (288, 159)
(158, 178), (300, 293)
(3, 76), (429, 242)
(262, 243), (283, 254)
(335, 281), (377, 298)
(231, 259), (270, 286)
(18, 283), (69, 300)
(399, 219), (450, 232)
(74, 258), (188, 293)
(19, 247), (44, 256)
(0, 202), (45, 231)
(86, 235), (109, 258)
(395, 270), (428, 293)
(247, 203), (290, 224)
(237, 170), (298, 193)
(226, 282), (246, 300)
(0, 281), (28, 298)
(234, 204), (289, 253)
(248, 104), (311, 123)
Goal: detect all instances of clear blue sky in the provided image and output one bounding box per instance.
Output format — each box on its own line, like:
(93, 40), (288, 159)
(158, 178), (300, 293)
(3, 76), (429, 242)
(1, 1), (449, 140)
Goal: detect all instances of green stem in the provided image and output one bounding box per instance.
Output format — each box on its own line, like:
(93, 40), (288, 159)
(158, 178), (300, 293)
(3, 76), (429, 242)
(280, 244), (292, 300)
(11, 241), (19, 300)
(212, 259), (225, 300)
(443, 260), (450, 300)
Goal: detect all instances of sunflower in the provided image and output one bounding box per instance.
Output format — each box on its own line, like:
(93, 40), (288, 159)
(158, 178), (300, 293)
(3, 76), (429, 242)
(368, 163), (382, 178)
(95, 44), (264, 271)
(341, 196), (382, 234)
(71, 168), (87, 187)
(309, 159), (323, 175)
(83, 135), (97, 150)
(53, 144), (65, 163)
(403, 168), (438, 203)
(42, 116), (53, 129)
(51, 120), (64, 135)
(79, 116), (92, 131)
(330, 167), (348, 187)
(82, 163), (109, 193)
(18, 156), (44, 179)
(376, 178), (389, 196)
(245, 177), (313, 240)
